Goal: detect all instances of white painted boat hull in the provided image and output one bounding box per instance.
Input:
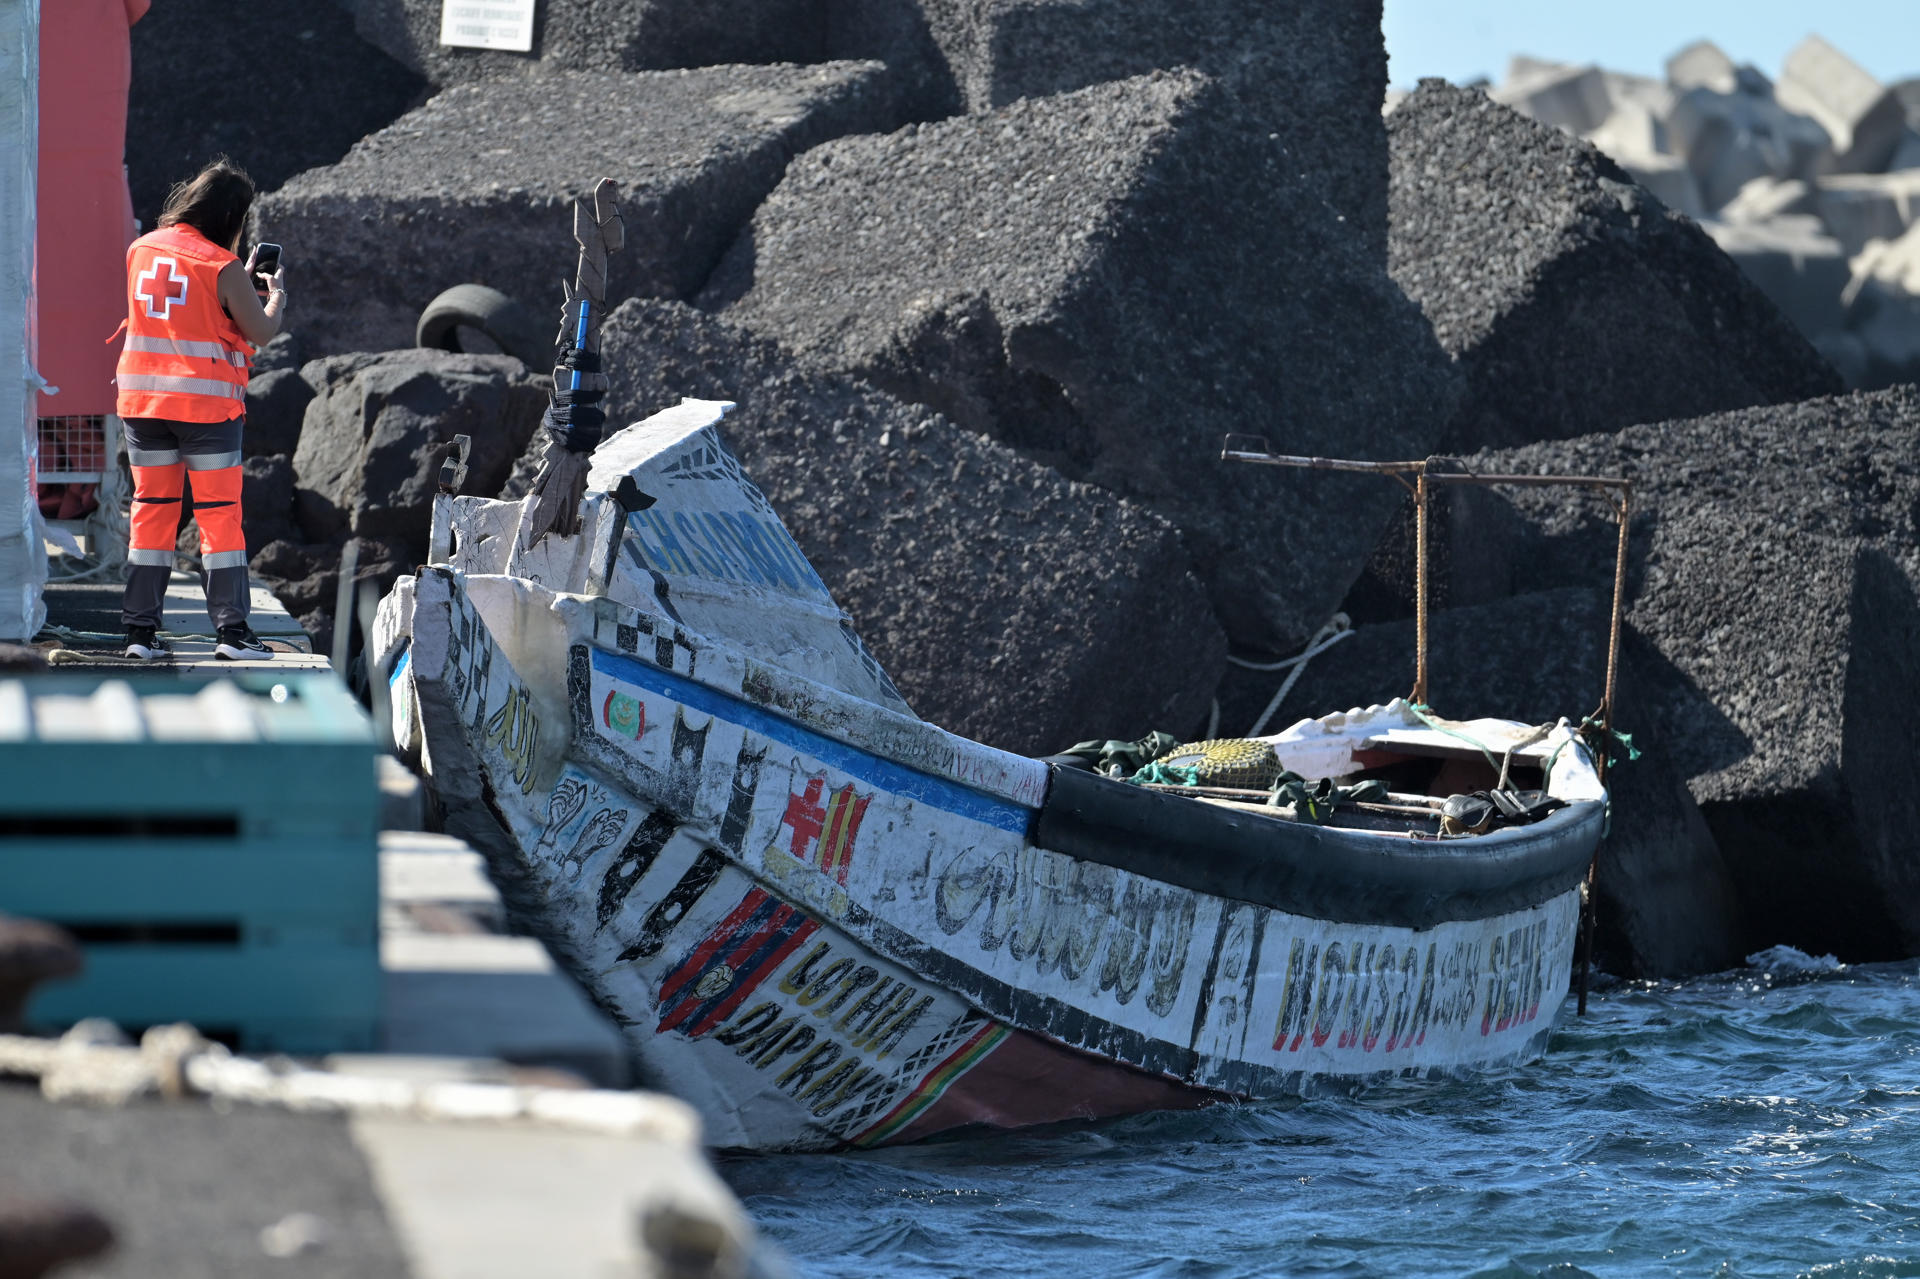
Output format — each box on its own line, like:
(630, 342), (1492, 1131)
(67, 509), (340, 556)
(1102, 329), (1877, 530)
(375, 399), (1604, 1151)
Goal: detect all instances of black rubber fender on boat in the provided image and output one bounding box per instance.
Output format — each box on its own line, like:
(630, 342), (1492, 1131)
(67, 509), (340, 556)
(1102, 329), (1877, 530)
(1032, 765), (1604, 930)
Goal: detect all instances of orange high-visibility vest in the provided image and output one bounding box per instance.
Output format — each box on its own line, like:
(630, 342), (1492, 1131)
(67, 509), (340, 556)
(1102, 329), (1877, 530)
(114, 223), (251, 422)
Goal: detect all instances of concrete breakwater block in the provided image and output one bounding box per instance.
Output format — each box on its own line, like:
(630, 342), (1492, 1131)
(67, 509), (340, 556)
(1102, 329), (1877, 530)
(1701, 216), (1851, 338)
(254, 62), (898, 356)
(1666, 83), (1828, 212)
(1213, 587), (1745, 980)
(127, 0), (425, 232)
(1483, 388), (1920, 962)
(587, 297), (1227, 758)
(906, 0), (1390, 258)
(1809, 170), (1920, 256)
(1776, 35), (1909, 176)
(1388, 80), (1841, 453)
(706, 70), (1460, 651)
(339, 0), (827, 85)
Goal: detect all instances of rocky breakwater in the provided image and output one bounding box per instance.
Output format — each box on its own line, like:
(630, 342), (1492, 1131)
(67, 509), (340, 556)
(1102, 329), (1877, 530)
(1474, 35), (1920, 389)
(159, 0), (1920, 978)
(540, 298), (1226, 758)
(1388, 79), (1840, 452)
(1472, 389), (1920, 964)
(703, 70), (1461, 651)
(243, 349), (547, 656)
(126, 0), (424, 230)
(252, 61), (899, 355)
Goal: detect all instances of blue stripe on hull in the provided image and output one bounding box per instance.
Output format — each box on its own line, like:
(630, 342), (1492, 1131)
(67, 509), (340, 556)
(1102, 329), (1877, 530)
(589, 647), (1036, 835)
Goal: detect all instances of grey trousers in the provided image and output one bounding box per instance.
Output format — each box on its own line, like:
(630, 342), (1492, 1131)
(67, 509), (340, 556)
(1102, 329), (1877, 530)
(121, 415), (252, 631)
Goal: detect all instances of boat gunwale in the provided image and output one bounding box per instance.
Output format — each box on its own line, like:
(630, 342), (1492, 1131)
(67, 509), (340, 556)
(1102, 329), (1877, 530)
(1035, 763), (1604, 930)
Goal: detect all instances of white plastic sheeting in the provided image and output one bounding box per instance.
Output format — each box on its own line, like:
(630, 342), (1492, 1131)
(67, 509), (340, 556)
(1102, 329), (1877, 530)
(0, 0), (46, 640)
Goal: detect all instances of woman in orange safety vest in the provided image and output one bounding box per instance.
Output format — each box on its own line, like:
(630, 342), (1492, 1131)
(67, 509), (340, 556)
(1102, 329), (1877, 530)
(114, 158), (286, 660)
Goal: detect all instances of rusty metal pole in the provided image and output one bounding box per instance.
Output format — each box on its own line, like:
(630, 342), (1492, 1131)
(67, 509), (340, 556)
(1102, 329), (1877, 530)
(1412, 469), (1430, 707)
(1577, 485), (1633, 1017)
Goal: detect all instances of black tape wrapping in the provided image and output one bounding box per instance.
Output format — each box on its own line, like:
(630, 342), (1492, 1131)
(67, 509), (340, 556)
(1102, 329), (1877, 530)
(543, 344), (608, 454)
(542, 388), (607, 455)
(554, 344), (602, 375)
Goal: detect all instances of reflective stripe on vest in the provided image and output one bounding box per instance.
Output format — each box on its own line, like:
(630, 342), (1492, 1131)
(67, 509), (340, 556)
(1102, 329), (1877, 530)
(122, 334), (249, 367)
(117, 374), (246, 401)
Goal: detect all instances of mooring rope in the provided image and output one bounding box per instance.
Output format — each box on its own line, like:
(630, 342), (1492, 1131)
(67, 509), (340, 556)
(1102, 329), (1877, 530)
(1239, 615), (1355, 737)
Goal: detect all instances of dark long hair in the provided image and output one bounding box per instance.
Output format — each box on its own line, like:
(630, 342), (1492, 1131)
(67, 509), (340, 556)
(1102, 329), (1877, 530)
(157, 158), (255, 253)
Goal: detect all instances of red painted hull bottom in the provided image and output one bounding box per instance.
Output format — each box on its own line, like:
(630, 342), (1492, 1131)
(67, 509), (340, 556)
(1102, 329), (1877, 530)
(877, 1026), (1226, 1147)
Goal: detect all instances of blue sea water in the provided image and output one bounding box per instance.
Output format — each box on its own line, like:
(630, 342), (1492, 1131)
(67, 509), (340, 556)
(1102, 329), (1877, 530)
(727, 949), (1920, 1278)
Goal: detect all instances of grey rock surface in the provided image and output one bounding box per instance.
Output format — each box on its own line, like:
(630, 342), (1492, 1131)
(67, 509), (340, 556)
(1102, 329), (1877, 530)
(1389, 79), (1841, 452)
(251, 332), (306, 376)
(706, 71), (1460, 650)
(126, 0), (425, 231)
(1339, 485), (1527, 627)
(243, 369), (317, 459)
(905, 0), (1389, 258)
(1701, 216), (1850, 338)
(585, 297), (1226, 757)
(291, 351), (545, 557)
(241, 454), (298, 554)
(340, 0), (828, 85)
(254, 62), (897, 356)
(1482, 388), (1920, 960)
(1212, 587), (1745, 979)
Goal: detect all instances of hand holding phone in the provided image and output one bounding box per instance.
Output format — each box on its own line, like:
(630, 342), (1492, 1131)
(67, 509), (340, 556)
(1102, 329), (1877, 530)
(248, 243), (282, 294)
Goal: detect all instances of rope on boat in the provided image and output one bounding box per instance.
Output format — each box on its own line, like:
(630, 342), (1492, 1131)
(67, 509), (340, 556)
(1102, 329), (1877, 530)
(1235, 615), (1355, 737)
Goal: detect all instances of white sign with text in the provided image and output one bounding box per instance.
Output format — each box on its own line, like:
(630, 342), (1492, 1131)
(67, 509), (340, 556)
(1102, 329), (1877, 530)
(439, 0), (535, 52)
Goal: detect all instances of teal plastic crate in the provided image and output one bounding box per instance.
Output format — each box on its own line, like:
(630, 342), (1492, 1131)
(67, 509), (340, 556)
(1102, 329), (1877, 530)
(0, 673), (381, 1053)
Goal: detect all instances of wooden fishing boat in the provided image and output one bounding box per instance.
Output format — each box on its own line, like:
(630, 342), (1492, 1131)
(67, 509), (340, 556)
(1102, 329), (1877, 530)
(372, 396), (1626, 1151)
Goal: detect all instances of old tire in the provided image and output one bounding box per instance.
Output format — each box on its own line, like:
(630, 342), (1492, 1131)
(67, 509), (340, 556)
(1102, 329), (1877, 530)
(416, 284), (549, 370)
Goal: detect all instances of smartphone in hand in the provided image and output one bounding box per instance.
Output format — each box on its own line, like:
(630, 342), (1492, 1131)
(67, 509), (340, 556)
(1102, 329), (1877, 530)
(249, 243), (282, 293)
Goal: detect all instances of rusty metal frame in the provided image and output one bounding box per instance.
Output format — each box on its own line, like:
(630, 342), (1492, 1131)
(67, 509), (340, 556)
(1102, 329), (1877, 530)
(1220, 438), (1632, 777)
(1223, 438), (1633, 1016)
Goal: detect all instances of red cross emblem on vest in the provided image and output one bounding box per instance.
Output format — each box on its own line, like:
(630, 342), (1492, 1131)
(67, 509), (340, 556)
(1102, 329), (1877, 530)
(135, 256), (190, 320)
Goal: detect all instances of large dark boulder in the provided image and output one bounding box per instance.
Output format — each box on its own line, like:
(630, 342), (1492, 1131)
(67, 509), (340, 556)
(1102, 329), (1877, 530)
(705, 71), (1461, 651)
(254, 62), (897, 356)
(902, 0), (1389, 258)
(291, 351), (545, 558)
(242, 369), (315, 459)
(1215, 587), (1745, 979)
(127, 0), (424, 231)
(1484, 389), (1920, 960)
(580, 297), (1225, 757)
(240, 455), (298, 554)
(339, 0), (828, 85)
(1388, 79), (1842, 453)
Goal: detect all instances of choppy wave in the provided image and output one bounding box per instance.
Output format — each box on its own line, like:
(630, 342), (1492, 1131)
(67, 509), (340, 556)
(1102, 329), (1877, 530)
(727, 956), (1920, 1278)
